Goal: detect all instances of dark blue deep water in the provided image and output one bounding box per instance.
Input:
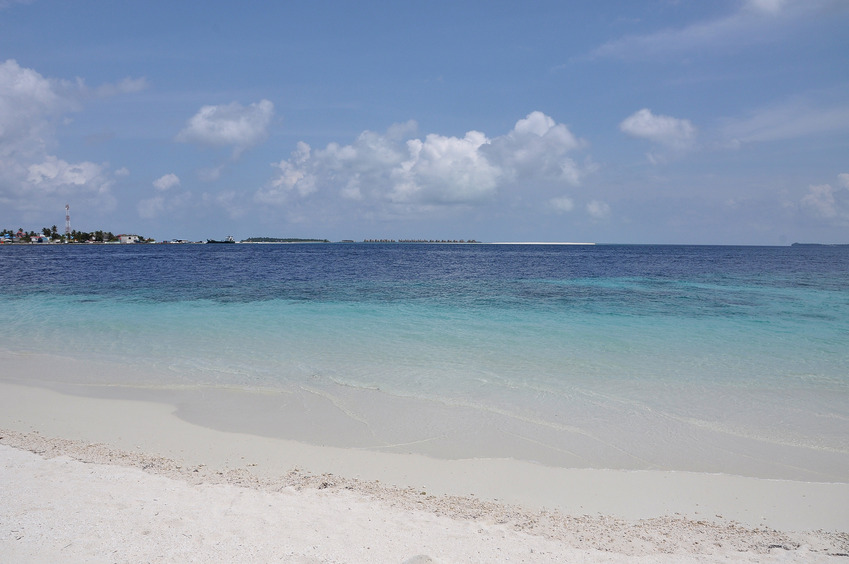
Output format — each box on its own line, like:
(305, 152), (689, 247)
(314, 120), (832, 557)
(3, 243), (848, 310)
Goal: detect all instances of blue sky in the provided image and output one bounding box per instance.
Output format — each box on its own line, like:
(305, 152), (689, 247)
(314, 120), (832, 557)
(1, 0), (847, 244)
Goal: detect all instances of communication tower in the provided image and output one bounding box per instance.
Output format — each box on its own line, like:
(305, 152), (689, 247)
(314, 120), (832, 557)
(65, 204), (71, 238)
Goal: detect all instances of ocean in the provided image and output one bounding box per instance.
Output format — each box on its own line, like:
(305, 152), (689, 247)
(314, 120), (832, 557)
(1, 243), (848, 480)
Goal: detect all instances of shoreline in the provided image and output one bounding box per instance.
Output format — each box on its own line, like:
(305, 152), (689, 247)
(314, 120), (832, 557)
(2, 350), (846, 485)
(1, 351), (848, 560)
(3, 430), (848, 563)
(3, 438), (849, 562)
(1, 380), (848, 532)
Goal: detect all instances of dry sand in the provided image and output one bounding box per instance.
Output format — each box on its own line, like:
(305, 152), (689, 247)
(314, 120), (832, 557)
(1, 380), (848, 562)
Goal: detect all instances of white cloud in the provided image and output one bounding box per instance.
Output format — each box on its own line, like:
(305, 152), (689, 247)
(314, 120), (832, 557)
(115, 167), (130, 177)
(587, 200), (611, 220)
(258, 111), (593, 212)
(176, 99), (274, 157)
(620, 109), (697, 149)
(483, 111), (585, 184)
(266, 141), (315, 200)
(0, 59), (76, 159)
(27, 156), (108, 191)
(800, 174), (849, 223)
(390, 130), (501, 204)
(0, 59), (119, 216)
(801, 184), (839, 218)
(620, 108), (697, 163)
(153, 173), (180, 191)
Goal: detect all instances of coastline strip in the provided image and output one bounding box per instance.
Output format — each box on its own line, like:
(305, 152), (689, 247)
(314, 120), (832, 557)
(1, 380), (847, 534)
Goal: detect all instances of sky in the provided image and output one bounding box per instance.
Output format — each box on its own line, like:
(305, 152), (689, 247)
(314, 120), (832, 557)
(1, 0), (848, 244)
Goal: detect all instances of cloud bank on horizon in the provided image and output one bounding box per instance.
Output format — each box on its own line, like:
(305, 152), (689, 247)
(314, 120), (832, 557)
(1, 0), (847, 243)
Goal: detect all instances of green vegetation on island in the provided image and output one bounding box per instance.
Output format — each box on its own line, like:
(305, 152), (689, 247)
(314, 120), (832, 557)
(242, 237), (330, 243)
(1, 226), (152, 244)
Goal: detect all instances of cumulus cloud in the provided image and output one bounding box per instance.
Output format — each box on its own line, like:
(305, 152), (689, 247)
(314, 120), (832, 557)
(620, 108), (696, 163)
(153, 173), (180, 191)
(620, 109), (696, 148)
(0, 59), (119, 216)
(176, 99), (274, 157)
(483, 111), (585, 184)
(27, 156), (108, 191)
(800, 174), (849, 223)
(257, 111), (593, 212)
(391, 130), (501, 204)
(266, 141), (316, 198)
(0, 59), (76, 159)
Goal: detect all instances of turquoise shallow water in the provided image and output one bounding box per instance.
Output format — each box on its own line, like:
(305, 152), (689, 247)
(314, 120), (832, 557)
(1, 243), (848, 476)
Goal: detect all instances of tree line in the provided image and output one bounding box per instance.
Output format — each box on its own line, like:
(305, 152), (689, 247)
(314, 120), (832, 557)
(1, 226), (149, 243)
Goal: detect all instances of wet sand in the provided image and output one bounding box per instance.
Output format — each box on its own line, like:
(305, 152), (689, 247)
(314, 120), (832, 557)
(1, 379), (848, 562)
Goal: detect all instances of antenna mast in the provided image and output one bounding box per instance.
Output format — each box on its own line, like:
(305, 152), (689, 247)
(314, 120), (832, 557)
(65, 204), (71, 238)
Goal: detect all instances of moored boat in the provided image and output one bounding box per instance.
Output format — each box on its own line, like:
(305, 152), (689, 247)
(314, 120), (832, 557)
(206, 235), (236, 244)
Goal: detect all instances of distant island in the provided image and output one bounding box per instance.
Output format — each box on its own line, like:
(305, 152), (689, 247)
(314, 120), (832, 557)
(242, 237), (330, 243)
(362, 239), (480, 244)
(790, 242), (849, 247)
(1, 227), (152, 244)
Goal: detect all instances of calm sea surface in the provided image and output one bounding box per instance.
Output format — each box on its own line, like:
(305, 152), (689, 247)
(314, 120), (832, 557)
(2, 243), (848, 477)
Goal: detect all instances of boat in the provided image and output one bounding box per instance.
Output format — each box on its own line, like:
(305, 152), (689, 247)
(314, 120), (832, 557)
(206, 235), (236, 244)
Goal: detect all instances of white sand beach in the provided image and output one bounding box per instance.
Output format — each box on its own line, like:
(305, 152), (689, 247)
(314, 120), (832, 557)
(1, 377), (848, 563)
